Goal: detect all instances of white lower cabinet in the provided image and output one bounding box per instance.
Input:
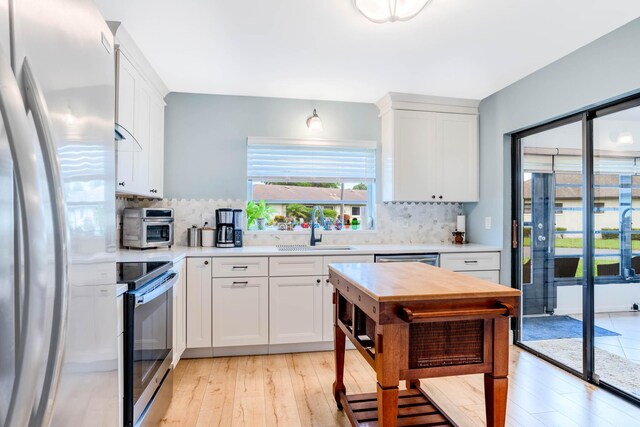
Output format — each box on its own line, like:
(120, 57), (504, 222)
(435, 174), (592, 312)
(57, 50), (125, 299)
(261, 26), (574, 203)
(172, 259), (187, 366)
(269, 275), (324, 344)
(186, 258), (212, 348)
(440, 252), (501, 284)
(213, 277), (268, 347)
(117, 295), (123, 427)
(322, 255), (374, 342)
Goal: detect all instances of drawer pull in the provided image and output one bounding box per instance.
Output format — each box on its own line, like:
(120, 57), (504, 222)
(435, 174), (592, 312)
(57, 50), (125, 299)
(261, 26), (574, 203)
(232, 265), (249, 270)
(399, 303), (515, 323)
(232, 281), (249, 287)
(464, 260), (479, 264)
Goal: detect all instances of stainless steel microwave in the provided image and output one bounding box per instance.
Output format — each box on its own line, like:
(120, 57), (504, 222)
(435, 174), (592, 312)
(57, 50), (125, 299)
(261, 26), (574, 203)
(122, 208), (174, 249)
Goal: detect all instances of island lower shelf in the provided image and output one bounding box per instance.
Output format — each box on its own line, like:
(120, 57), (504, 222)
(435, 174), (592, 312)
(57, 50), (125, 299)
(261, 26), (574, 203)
(338, 387), (457, 427)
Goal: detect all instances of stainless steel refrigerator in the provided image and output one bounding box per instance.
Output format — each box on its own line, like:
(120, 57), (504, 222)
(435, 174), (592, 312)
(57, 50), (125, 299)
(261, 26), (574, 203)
(0, 0), (117, 426)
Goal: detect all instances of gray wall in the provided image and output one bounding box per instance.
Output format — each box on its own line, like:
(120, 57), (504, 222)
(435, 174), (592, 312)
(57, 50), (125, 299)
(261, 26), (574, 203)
(464, 17), (640, 284)
(164, 93), (380, 199)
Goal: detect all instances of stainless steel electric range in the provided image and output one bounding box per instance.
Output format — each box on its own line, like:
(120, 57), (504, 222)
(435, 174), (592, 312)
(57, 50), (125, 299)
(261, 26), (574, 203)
(117, 261), (176, 427)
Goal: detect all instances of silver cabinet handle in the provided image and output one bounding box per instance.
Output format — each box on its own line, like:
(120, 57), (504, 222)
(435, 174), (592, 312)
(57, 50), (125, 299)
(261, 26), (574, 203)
(464, 260), (479, 264)
(22, 58), (69, 426)
(232, 265), (248, 270)
(1, 48), (49, 427)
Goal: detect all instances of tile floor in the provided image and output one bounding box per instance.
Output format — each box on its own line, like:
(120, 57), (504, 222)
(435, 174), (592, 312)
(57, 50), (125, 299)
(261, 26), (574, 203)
(523, 311), (640, 397)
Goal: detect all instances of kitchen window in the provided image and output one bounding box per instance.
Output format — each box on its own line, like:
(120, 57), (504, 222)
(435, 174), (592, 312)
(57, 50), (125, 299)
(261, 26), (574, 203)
(247, 137), (376, 231)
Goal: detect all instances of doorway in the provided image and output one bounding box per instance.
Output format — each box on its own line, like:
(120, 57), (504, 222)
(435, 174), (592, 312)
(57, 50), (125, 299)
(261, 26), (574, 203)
(512, 95), (640, 402)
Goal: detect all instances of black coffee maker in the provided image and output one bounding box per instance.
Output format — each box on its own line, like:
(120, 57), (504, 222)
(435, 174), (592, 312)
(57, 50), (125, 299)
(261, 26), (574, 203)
(215, 209), (235, 248)
(233, 209), (243, 247)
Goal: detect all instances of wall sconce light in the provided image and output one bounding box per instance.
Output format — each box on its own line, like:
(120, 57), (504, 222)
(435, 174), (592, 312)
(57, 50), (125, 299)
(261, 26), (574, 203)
(307, 109), (323, 131)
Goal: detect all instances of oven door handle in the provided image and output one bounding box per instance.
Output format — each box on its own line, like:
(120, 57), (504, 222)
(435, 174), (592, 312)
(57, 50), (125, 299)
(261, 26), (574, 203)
(142, 218), (174, 223)
(136, 273), (177, 306)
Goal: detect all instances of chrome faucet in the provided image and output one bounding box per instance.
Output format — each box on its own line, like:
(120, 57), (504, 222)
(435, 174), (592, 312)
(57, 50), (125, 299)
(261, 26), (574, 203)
(310, 206), (324, 246)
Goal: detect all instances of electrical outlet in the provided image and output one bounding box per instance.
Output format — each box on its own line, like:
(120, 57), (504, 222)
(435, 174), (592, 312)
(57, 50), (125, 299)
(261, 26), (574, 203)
(485, 216), (492, 230)
(201, 213), (215, 227)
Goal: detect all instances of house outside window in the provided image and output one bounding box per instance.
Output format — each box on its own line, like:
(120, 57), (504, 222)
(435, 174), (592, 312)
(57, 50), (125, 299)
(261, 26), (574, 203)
(246, 137), (376, 231)
(595, 202), (605, 214)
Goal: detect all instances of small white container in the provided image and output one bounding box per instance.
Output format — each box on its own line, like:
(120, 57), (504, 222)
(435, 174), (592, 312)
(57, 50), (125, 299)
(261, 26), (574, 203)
(201, 227), (215, 247)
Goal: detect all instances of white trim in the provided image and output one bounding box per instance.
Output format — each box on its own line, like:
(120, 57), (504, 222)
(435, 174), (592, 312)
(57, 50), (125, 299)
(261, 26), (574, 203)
(376, 92), (480, 116)
(108, 21), (169, 98)
(247, 136), (377, 149)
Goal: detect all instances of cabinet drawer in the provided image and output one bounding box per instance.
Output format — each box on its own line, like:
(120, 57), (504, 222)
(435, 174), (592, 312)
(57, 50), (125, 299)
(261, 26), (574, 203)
(440, 252), (500, 271)
(212, 257), (268, 278)
(457, 270), (500, 284)
(270, 256), (322, 277)
(323, 255), (374, 275)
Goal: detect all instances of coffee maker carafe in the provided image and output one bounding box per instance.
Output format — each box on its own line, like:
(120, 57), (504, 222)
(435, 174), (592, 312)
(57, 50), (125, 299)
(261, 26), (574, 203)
(215, 208), (235, 248)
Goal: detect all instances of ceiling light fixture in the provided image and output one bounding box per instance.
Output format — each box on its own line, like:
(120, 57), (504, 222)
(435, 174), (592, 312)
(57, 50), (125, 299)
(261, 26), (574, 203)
(307, 109), (323, 131)
(353, 0), (433, 23)
(616, 130), (634, 145)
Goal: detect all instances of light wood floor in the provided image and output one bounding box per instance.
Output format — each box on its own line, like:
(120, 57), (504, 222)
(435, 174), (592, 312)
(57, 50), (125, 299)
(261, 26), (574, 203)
(161, 347), (640, 427)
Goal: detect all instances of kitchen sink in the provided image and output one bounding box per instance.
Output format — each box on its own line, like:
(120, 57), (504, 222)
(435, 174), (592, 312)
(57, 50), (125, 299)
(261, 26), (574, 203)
(276, 245), (353, 252)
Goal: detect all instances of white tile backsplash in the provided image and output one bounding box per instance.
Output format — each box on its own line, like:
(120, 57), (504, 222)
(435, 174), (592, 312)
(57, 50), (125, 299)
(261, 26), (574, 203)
(117, 198), (462, 246)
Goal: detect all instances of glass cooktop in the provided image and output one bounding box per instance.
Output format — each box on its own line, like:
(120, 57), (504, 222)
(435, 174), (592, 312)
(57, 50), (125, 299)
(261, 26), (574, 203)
(116, 261), (172, 290)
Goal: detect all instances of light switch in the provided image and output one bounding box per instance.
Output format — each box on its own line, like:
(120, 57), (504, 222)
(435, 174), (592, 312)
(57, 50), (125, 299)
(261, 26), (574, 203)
(484, 216), (492, 230)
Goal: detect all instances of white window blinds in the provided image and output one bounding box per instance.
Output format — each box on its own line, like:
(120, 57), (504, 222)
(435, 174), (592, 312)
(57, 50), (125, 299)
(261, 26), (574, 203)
(247, 137), (376, 183)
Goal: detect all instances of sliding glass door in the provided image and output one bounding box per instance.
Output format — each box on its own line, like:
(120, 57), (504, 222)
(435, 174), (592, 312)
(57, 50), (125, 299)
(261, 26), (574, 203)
(517, 119), (585, 375)
(592, 104), (640, 398)
(513, 95), (640, 401)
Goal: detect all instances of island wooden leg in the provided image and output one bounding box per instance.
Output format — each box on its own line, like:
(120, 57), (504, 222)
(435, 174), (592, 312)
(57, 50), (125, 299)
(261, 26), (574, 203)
(376, 324), (408, 426)
(405, 379), (420, 389)
(333, 320), (346, 409)
(485, 317), (510, 427)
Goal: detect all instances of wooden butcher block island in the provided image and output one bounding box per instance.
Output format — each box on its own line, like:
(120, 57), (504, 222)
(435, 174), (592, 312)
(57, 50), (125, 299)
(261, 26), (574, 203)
(328, 262), (521, 427)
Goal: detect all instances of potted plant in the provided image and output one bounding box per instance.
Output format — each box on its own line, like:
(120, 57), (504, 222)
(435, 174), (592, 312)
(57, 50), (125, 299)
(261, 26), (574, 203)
(343, 214), (351, 229)
(246, 200), (275, 230)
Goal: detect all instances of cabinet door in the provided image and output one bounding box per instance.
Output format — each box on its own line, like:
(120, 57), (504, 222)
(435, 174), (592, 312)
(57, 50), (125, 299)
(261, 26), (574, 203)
(269, 276), (323, 344)
(116, 51), (136, 192)
(213, 277), (268, 347)
(392, 110), (439, 201)
(177, 260), (187, 358)
(132, 79), (151, 196)
(147, 94), (165, 197)
(322, 276), (334, 342)
(186, 258), (212, 348)
(322, 255), (374, 341)
(437, 112), (479, 202)
(118, 331), (123, 427)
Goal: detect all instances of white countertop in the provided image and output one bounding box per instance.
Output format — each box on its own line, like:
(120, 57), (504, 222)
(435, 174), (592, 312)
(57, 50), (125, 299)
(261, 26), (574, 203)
(116, 243), (501, 264)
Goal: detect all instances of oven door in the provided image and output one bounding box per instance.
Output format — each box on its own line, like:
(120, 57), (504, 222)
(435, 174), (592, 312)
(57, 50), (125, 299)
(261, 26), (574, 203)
(124, 272), (176, 426)
(142, 219), (174, 245)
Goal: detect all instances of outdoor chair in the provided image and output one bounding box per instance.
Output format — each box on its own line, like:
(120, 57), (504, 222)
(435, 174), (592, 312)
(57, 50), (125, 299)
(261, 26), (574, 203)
(554, 257), (580, 278)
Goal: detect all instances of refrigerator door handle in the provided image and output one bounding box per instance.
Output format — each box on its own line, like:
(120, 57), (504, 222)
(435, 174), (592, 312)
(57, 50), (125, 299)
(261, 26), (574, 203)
(0, 48), (49, 427)
(22, 57), (69, 427)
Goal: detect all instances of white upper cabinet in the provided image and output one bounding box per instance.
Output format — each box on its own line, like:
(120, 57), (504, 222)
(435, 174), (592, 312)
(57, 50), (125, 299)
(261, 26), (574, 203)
(111, 23), (168, 198)
(377, 93), (480, 203)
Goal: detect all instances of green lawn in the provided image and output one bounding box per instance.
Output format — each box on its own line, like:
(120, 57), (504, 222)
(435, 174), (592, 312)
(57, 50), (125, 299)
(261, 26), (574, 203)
(522, 237), (640, 250)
